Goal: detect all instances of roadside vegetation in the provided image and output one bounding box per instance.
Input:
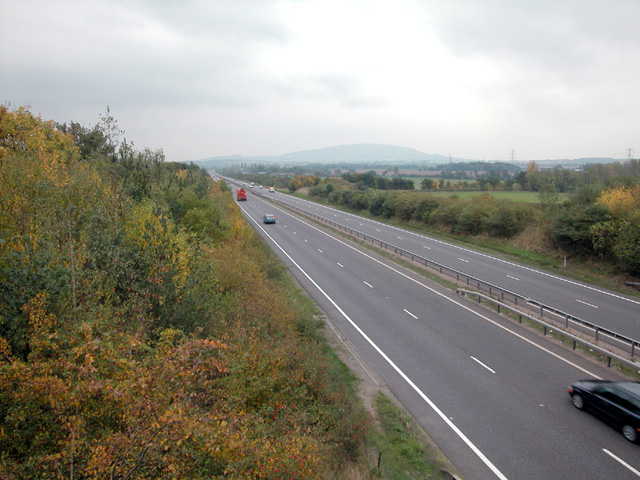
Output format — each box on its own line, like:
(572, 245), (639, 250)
(2, 106), (433, 479)
(228, 160), (640, 285)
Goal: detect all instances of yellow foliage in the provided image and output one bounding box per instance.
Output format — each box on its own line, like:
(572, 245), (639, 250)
(24, 293), (60, 360)
(123, 201), (192, 292)
(596, 185), (640, 217)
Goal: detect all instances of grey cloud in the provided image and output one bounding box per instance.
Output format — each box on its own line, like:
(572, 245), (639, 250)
(427, 0), (640, 70)
(271, 73), (389, 108)
(107, 0), (290, 41)
(1, 0), (290, 111)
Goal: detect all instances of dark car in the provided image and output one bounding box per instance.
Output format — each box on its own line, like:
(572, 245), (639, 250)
(263, 214), (276, 224)
(567, 380), (640, 443)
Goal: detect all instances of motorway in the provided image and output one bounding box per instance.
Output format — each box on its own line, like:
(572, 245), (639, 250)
(226, 180), (640, 479)
(261, 187), (640, 342)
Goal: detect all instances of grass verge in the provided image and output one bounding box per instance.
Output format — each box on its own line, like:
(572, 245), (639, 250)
(367, 393), (454, 480)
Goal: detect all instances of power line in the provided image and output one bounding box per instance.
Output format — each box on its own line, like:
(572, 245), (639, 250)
(626, 148), (634, 160)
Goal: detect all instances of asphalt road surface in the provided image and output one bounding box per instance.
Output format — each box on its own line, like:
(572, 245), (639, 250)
(224, 184), (640, 480)
(261, 188), (640, 343)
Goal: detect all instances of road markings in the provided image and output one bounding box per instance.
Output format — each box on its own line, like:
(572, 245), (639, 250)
(404, 309), (418, 319)
(423, 245), (431, 249)
(244, 214), (509, 479)
(242, 201), (617, 479)
(576, 299), (599, 309)
(304, 239), (308, 242)
(318, 249), (323, 254)
(458, 258), (469, 263)
(287, 197), (640, 307)
(397, 236), (403, 240)
(471, 356), (496, 374)
(286, 213), (600, 379)
(337, 262), (344, 268)
(603, 449), (640, 477)
(506, 275), (520, 281)
(251, 202), (600, 380)
(363, 281), (373, 288)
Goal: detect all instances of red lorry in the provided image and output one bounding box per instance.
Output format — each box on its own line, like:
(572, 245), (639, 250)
(236, 188), (247, 201)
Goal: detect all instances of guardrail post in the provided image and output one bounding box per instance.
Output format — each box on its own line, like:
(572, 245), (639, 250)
(595, 326), (599, 342)
(565, 314), (569, 328)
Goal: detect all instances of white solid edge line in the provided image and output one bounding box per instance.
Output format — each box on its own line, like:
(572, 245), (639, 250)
(242, 206), (509, 480)
(603, 449), (640, 477)
(289, 208), (602, 380)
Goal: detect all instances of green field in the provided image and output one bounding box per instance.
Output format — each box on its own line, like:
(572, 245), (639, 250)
(396, 178), (565, 203)
(421, 190), (568, 204)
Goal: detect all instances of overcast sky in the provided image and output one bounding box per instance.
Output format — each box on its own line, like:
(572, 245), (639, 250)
(2, 0), (639, 162)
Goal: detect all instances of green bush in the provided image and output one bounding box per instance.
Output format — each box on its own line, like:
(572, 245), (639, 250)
(550, 203), (611, 254)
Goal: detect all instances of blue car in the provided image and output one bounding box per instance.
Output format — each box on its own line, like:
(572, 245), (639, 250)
(263, 214), (276, 224)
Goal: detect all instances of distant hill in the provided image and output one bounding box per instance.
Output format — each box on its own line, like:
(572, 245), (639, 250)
(189, 143), (622, 170)
(190, 143), (455, 169)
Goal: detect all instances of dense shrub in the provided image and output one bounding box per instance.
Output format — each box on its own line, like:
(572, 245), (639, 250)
(431, 200), (464, 229)
(487, 202), (536, 238)
(413, 196), (441, 224)
(0, 107), (371, 479)
(454, 202), (491, 235)
(550, 203), (611, 254)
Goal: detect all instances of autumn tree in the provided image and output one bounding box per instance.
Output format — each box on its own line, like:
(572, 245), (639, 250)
(591, 185), (640, 273)
(0, 106), (371, 479)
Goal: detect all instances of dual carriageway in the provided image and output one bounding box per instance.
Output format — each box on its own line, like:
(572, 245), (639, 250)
(217, 174), (640, 480)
